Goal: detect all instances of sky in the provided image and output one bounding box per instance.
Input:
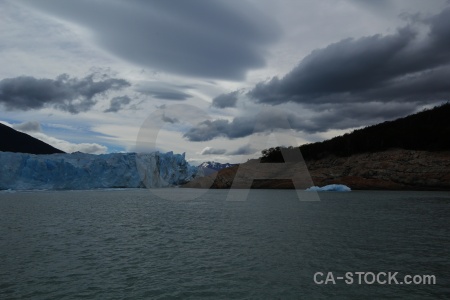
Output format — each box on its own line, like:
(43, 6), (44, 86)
(1, 0), (449, 164)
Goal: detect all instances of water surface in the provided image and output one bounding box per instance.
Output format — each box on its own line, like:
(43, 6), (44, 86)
(1, 189), (449, 299)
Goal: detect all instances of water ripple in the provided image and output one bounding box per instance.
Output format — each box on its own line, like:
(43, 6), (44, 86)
(0, 189), (449, 299)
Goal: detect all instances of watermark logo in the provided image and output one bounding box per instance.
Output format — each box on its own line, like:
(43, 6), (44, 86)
(136, 104), (319, 201)
(135, 104), (214, 201)
(225, 107), (319, 201)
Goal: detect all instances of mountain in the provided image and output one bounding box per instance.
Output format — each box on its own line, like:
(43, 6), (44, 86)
(261, 103), (450, 162)
(183, 103), (450, 190)
(197, 161), (237, 176)
(0, 123), (64, 154)
(0, 151), (197, 190)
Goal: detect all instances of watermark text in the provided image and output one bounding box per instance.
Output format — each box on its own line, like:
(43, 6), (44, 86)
(314, 271), (436, 285)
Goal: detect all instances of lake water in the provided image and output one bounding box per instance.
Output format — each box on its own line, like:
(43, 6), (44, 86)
(0, 189), (449, 299)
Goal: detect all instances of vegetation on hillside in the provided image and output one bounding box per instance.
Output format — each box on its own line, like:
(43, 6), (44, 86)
(261, 103), (450, 162)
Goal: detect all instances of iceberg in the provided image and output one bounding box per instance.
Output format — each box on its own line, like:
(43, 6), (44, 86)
(305, 184), (351, 192)
(0, 151), (197, 190)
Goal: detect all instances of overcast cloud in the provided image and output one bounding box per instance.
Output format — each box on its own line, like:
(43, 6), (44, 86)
(0, 73), (130, 113)
(104, 96), (131, 113)
(200, 147), (227, 155)
(135, 82), (193, 101)
(212, 91), (239, 108)
(2, 1), (449, 162)
(184, 100), (424, 141)
(13, 120), (41, 132)
(184, 109), (307, 141)
(19, 0), (280, 80)
(227, 144), (257, 156)
(185, 7), (450, 142)
(12, 121), (108, 154)
(248, 8), (450, 105)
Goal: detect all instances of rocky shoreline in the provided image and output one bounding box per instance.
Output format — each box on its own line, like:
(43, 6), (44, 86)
(183, 149), (450, 190)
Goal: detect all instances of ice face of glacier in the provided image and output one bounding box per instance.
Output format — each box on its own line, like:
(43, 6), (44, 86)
(0, 151), (198, 190)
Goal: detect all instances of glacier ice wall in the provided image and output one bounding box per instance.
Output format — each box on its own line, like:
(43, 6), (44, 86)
(0, 151), (197, 190)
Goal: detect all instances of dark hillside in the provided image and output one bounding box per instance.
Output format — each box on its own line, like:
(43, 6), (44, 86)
(261, 103), (450, 162)
(0, 123), (64, 154)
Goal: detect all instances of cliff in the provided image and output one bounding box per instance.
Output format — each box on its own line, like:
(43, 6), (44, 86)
(183, 149), (450, 190)
(184, 104), (450, 191)
(307, 149), (450, 190)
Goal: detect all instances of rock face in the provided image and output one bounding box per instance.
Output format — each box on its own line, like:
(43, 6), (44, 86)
(0, 151), (197, 190)
(183, 149), (450, 190)
(308, 149), (450, 190)
(185, 159), (313, 189)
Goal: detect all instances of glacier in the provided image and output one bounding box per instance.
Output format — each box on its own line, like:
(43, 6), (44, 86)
(305, 184), (351, 192)
(0, 151), (198, 190)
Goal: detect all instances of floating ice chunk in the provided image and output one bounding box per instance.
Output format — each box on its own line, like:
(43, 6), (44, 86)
(306, 184), (351, 192)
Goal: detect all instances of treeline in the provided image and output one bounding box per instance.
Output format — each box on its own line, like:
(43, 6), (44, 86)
(261, 102), (450, 162)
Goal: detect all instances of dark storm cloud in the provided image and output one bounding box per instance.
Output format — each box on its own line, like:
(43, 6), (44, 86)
(104, 96), (131, 113)
(177, 7), (450, 139)
(21, 0), (280, 80)
(200, 147), (227, 155)
(212, 91), (239, 108)
(0, 74), (130, 113)
(349, 0), (393, 11)
(227, 144), (256, 155)
(184, 8), (450, 142)
(248, 8), (450, 105)
(303, 102), (419, 132)
(183, 118), (252, 142)
(184, 102), (422, 141)
(161, 113), (179, 124)
(135, 82), (192, 101)
(184, 110), (305, 141)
